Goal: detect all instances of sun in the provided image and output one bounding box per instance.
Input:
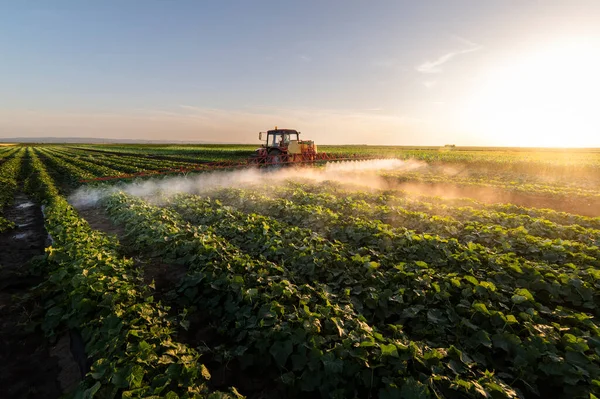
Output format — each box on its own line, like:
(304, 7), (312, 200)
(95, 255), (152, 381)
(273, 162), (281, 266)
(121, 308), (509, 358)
(461, 38), (600, 147)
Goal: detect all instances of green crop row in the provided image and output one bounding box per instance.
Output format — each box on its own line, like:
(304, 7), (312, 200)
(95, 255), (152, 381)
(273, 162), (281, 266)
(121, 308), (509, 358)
(34, 147), (97, 184)
(0, 148), (25, 231)
(278, 179), (600, 230)
(25, 150), (238, 398)
(266, 184), (600, 261)
(103, 192), (521, 398)
(182, 188), (600, 312)
(71, 144), (253, 163)
(382, 170), (600, 201)
(280, 180), (600, 232)
(49, 147), (145, 174)
(166, 191), (600, 397)
(40, 147), (123, 179)
(65, 147), (214, 170)
(0, 145), (22, 160)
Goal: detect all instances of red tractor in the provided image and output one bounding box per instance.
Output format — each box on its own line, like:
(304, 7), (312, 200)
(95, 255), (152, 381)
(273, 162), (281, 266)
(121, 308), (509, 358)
(248, 127), (318, 165)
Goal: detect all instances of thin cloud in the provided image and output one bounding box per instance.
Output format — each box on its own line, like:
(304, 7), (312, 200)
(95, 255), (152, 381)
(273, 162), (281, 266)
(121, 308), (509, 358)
(451, 34), (480, 48)
(416, 43), (481, 74)
(423, 81), (437, 88)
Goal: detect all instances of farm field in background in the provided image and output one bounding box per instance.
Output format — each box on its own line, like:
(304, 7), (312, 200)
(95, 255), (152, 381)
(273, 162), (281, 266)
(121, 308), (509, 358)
(1, 144), (600, 398)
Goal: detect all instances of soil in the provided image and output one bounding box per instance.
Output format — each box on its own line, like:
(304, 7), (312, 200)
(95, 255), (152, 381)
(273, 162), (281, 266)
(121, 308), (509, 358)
(74, 205), (126, 241)
(0, 193), (70, 399)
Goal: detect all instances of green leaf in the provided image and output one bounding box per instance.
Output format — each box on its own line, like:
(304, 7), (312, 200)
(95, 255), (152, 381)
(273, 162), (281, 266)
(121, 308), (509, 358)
(513, 288), (534, 302)
(126, 365), (145, 388)
(81, 381), (101, 399)
(270, 340), (293, 368)
(322, 352), (344, 374)
(472, 302), (491, 315)
(464, 275), (479, 285)
(400, 377), (430, 398)
(414, 261), (428, 269)
(472, 330), (492, 348)
(380, 343), (399, 358)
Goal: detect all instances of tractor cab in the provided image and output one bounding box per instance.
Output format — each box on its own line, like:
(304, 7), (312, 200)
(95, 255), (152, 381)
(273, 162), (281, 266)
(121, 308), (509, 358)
(259, 128), (300, 149)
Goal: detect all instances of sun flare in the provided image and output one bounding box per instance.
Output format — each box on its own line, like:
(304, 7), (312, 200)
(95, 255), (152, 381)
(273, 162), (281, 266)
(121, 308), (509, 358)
(462, 38), (600, 147)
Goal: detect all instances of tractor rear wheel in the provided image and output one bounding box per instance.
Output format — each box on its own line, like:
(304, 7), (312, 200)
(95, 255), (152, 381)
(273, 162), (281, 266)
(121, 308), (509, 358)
(267, 149), (284, 165)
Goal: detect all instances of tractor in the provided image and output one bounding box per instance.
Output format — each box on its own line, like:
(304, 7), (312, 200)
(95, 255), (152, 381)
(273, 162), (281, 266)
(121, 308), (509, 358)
(248, 127), (318, 165)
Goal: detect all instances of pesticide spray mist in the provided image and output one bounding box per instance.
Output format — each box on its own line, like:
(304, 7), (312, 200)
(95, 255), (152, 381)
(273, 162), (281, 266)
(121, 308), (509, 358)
(68, 158), (425, 208)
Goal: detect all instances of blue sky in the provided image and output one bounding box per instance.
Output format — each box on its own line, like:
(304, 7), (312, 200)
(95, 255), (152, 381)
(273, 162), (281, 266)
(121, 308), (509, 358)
(1, 1), (599, 146)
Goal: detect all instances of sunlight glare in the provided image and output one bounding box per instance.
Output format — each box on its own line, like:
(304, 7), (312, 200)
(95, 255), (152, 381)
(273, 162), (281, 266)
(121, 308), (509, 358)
(461, 39), (600, 147)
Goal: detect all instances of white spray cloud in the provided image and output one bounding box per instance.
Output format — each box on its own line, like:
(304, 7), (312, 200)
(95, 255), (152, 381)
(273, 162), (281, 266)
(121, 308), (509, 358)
(68, 159), (426, 208)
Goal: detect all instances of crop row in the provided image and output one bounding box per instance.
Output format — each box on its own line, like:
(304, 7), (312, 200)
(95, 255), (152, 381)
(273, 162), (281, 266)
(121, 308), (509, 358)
(175, 189), (600, 306)
(39, 147), (123, 179)
(48, 146), (239, 181)
(61, 147), (208, 171)
(24, 149), (237, 398)
(71, 144), (252, 163)
(323, 147), (600, 167)
(161, 192), (600, 397)
(198, 189), (600, 310)
(159, 191), (600, 397)
(283, 180), (600, 231)
(0, 148), (25, 231)
(382, 170), (600, 201)
(48, 147), (146, 174)
(102, 192), (521, 398)
(0, 145), (22, 161)
(269, 184), (600, 256)
(34, 147), (101, 183)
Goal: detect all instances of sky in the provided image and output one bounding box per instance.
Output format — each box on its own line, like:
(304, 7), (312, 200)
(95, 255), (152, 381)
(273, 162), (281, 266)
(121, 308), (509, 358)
(1, 1), (599, 146)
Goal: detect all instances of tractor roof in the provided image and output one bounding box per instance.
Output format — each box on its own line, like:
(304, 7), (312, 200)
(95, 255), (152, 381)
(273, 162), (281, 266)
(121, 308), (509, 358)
(267, 129), (299, 134)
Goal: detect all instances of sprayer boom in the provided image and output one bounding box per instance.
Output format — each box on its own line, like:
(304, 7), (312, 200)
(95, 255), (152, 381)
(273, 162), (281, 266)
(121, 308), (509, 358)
(78, 153), (384, 183)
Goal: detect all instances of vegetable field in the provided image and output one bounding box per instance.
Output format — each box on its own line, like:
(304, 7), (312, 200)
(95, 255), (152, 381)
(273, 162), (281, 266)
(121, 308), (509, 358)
(1, 144), (600, 399)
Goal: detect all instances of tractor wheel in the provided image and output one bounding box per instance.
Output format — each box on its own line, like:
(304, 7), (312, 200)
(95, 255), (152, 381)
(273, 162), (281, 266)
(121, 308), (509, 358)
(267, 149), (283, 165)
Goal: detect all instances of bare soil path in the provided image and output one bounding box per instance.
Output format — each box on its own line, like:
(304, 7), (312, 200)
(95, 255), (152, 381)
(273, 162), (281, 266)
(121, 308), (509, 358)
(0, 193), (65, 399)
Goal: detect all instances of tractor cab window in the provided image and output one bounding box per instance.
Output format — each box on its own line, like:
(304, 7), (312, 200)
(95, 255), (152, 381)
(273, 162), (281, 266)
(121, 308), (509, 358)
(283, 132), (299, 143)
(269, 133), (281, 147)
(267, 130), (299, 147)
